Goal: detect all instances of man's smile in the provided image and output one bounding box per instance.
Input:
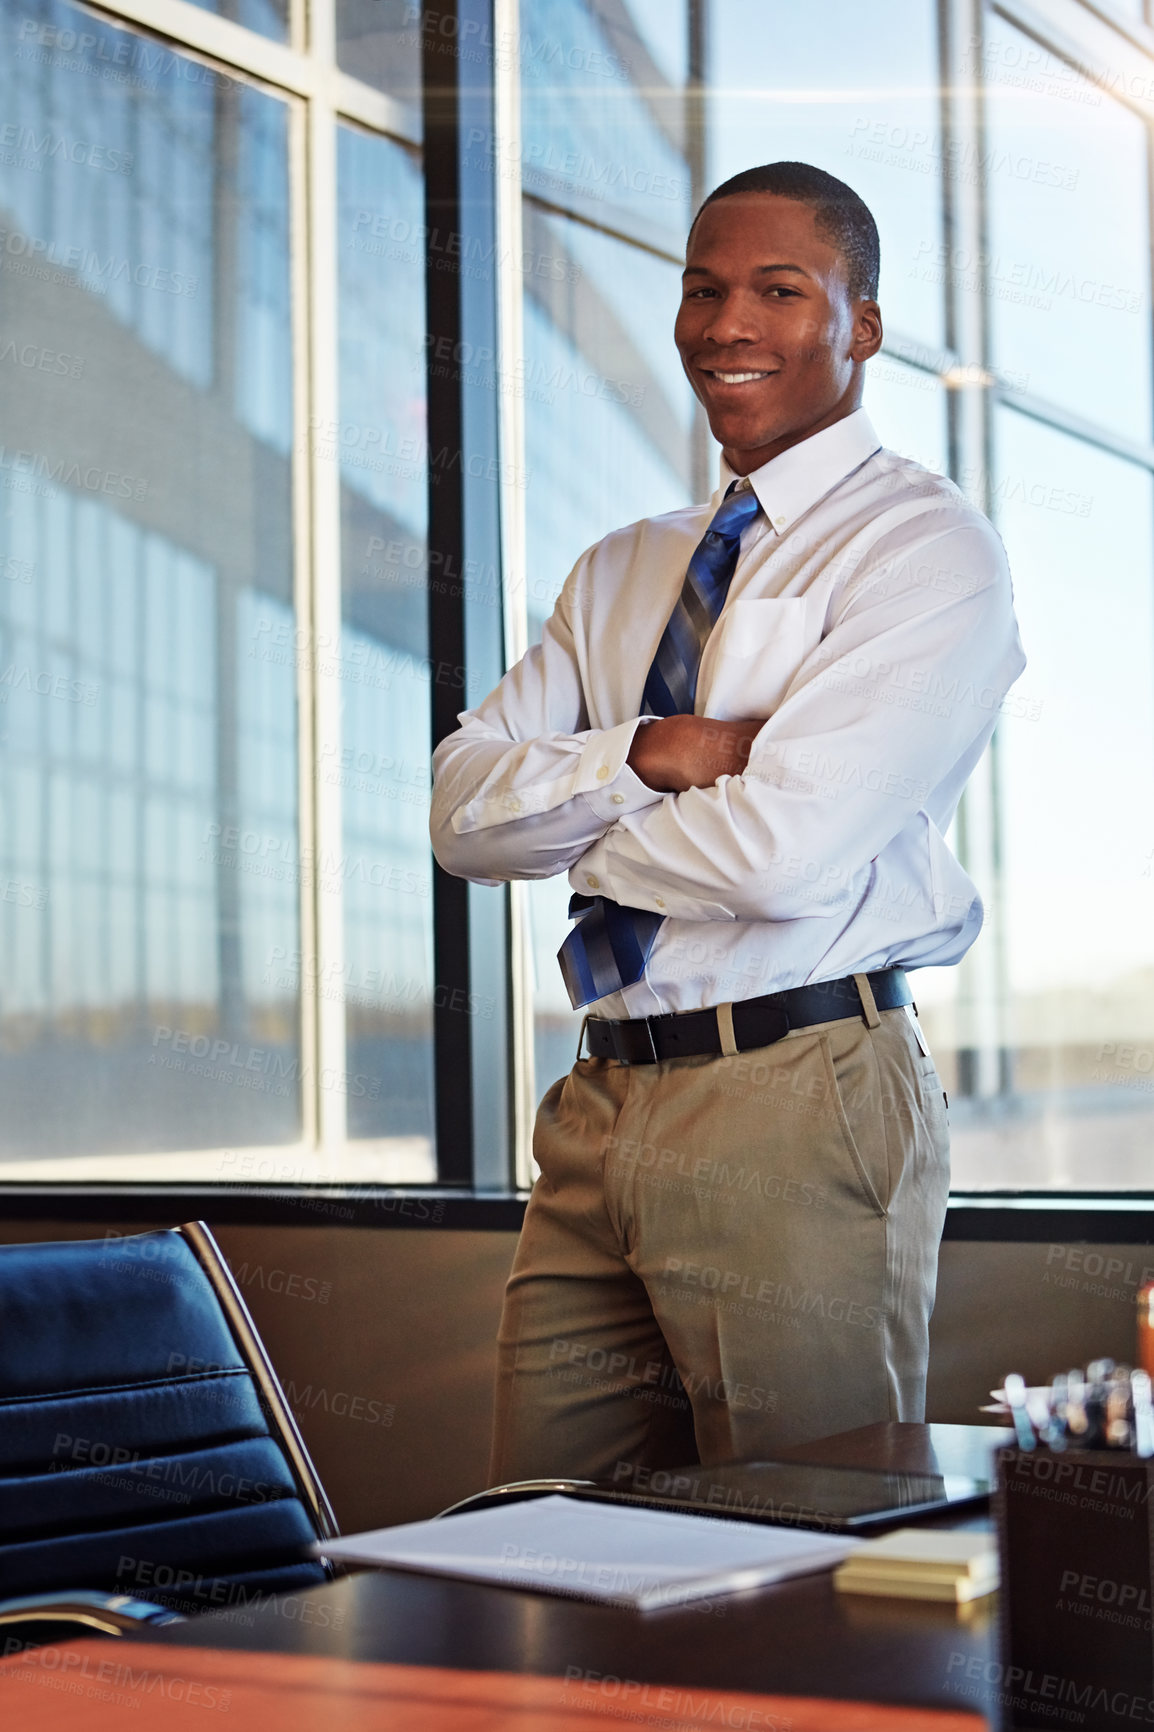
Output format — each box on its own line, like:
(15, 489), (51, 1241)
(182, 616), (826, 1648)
(699, 368), (778, 385)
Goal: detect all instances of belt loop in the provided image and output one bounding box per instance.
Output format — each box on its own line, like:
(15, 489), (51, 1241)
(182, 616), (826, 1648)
(575, 1014), (590, 1061)
(716, 1001), (739, 1058)
(854, 973), (881, 1030)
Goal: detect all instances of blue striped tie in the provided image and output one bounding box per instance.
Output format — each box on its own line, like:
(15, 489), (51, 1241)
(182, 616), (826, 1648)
(558, 482), (761, 1010)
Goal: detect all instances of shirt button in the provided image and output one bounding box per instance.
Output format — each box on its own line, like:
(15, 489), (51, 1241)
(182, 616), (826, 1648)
(586, 874), (600, 889)
(774, 515), (786, 528)
(507, 798), (522, 814)
(611, 793), (625, 805)
(596, 765), (610, 781)
(655, 897), (666, 909)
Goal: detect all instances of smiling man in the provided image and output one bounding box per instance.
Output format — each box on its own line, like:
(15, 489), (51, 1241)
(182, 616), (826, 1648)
(431, 162), (1025, 1482)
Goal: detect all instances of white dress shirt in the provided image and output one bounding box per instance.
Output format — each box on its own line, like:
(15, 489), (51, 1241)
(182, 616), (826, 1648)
(430, 407), (1026, 1018)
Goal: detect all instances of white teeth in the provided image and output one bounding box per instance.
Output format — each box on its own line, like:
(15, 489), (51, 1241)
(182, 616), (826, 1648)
(712, 371), (768, 384)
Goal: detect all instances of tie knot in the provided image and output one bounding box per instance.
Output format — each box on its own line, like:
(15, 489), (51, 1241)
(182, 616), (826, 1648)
(710, 485), (760, 541)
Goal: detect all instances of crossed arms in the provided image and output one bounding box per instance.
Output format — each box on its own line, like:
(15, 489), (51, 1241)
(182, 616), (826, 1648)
(429, 519), (1026, 926)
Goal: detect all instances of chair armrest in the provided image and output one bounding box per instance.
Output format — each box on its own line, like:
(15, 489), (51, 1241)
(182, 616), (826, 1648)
(0, 1591), (184, 1635)
(436, 1478), (597, 1518)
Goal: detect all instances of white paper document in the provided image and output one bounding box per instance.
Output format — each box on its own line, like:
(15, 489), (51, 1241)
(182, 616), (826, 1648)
(316, 1493), (861, 1610)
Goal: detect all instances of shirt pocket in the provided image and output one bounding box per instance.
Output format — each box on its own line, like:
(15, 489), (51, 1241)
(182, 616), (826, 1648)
(698, 596), (811, 722)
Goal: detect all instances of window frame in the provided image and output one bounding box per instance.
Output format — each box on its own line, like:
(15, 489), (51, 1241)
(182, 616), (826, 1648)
(2, 0), (1154, 1227)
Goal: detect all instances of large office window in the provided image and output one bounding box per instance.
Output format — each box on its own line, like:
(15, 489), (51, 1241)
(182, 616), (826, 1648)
(336, 128), (437, 1176)
(0, 0), (301, 1174)
(513, 1), (1154, 1194)
(518, 0), (696, 1095)
(3, 0), (1154, 1197)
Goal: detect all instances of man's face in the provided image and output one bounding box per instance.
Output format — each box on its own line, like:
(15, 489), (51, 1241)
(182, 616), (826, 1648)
(674, 192), (882, 476)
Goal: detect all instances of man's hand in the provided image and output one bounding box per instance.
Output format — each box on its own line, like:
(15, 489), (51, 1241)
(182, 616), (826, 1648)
(627, 715), (765, 794)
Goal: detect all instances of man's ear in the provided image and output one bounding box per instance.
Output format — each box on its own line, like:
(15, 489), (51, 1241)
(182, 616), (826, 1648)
(851, 300), (883, 363)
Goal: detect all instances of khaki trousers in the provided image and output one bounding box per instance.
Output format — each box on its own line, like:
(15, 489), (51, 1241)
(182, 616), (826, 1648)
(489, 1002), (950, 1485)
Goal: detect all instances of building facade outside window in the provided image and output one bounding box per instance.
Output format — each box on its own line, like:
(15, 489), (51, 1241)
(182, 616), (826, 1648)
(0, 0), (1151, 1194)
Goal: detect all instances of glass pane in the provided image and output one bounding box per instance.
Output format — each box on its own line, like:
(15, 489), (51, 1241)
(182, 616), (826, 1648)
(521, 210), (695, 1100)
(336, 0), (421, 121)
(708, 0), (944, 348)
(862, 357), (948, 478)
(176, 0), (287, 42)
(945, 409), (1154, 1189)
(519, 0), (692, 254)
(985, 17), (1152, 440)
(0, 1), (300, 1171)
(336, 126), (436, 1178)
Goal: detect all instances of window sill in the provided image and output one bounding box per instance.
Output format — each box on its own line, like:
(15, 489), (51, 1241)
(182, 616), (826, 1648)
(3, 1185), (1154, 1239)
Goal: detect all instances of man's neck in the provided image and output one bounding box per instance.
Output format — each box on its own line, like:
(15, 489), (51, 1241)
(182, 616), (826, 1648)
(721, 396), (864, 478)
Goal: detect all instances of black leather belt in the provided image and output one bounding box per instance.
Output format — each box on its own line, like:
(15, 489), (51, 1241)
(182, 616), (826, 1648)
(582, 969), (913, 1065)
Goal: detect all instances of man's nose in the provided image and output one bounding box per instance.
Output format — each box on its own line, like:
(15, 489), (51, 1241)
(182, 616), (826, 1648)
(700, 294), (761, 346)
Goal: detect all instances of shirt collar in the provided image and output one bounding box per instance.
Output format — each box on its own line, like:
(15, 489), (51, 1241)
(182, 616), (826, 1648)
(714, 406), (882, 535)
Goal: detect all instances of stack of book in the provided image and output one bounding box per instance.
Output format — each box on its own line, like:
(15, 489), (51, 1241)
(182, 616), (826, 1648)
(834, 1528), (998, 1603)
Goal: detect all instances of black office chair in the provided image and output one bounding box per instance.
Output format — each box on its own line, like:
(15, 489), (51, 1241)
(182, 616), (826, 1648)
(0, 1221), (338, 1639)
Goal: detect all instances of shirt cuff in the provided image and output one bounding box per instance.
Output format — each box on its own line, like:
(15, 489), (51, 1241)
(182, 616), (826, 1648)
(569, 823), (737, 922)
(575, 718), (665, 822)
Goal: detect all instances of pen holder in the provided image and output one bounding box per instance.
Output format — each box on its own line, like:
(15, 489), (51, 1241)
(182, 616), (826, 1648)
(996, 1444), (1154, 1730)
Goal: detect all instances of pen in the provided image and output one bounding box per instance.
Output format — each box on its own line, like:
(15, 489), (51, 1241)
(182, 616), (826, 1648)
(1004, 1373), (1036, 1451)
(1133, 1370), (1154, 1457)
(1043, 1372), (1068, 1451)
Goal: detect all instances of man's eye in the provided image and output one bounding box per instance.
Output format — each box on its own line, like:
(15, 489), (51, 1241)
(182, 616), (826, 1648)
(765, 285), (799, 298)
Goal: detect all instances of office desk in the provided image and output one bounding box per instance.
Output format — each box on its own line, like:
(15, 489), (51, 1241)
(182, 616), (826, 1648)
(131, 1422), (1007, 1721)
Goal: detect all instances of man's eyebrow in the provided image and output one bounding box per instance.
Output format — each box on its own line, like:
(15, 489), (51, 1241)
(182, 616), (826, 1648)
(681, 262), (812, 278)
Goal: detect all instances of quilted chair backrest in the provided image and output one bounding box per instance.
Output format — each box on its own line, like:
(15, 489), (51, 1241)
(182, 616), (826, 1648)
(0, 1228), (331, 1618)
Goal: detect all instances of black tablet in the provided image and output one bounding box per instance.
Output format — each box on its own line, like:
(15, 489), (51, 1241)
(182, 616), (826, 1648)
(575, 1458), (991, 1534)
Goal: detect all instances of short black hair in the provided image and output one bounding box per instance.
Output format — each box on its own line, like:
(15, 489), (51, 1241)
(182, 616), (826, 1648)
(690, 162), (880, 301)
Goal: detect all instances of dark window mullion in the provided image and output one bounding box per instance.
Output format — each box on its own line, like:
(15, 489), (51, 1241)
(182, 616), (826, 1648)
(423, 1), (511, 1187)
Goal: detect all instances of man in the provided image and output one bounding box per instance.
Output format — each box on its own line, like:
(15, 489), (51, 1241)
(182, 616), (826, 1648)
(430, 162), (1025, 1485)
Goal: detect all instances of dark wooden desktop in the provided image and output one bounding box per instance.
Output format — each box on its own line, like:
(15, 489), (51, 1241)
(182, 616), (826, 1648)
(143, 1422), (1009, 1719)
